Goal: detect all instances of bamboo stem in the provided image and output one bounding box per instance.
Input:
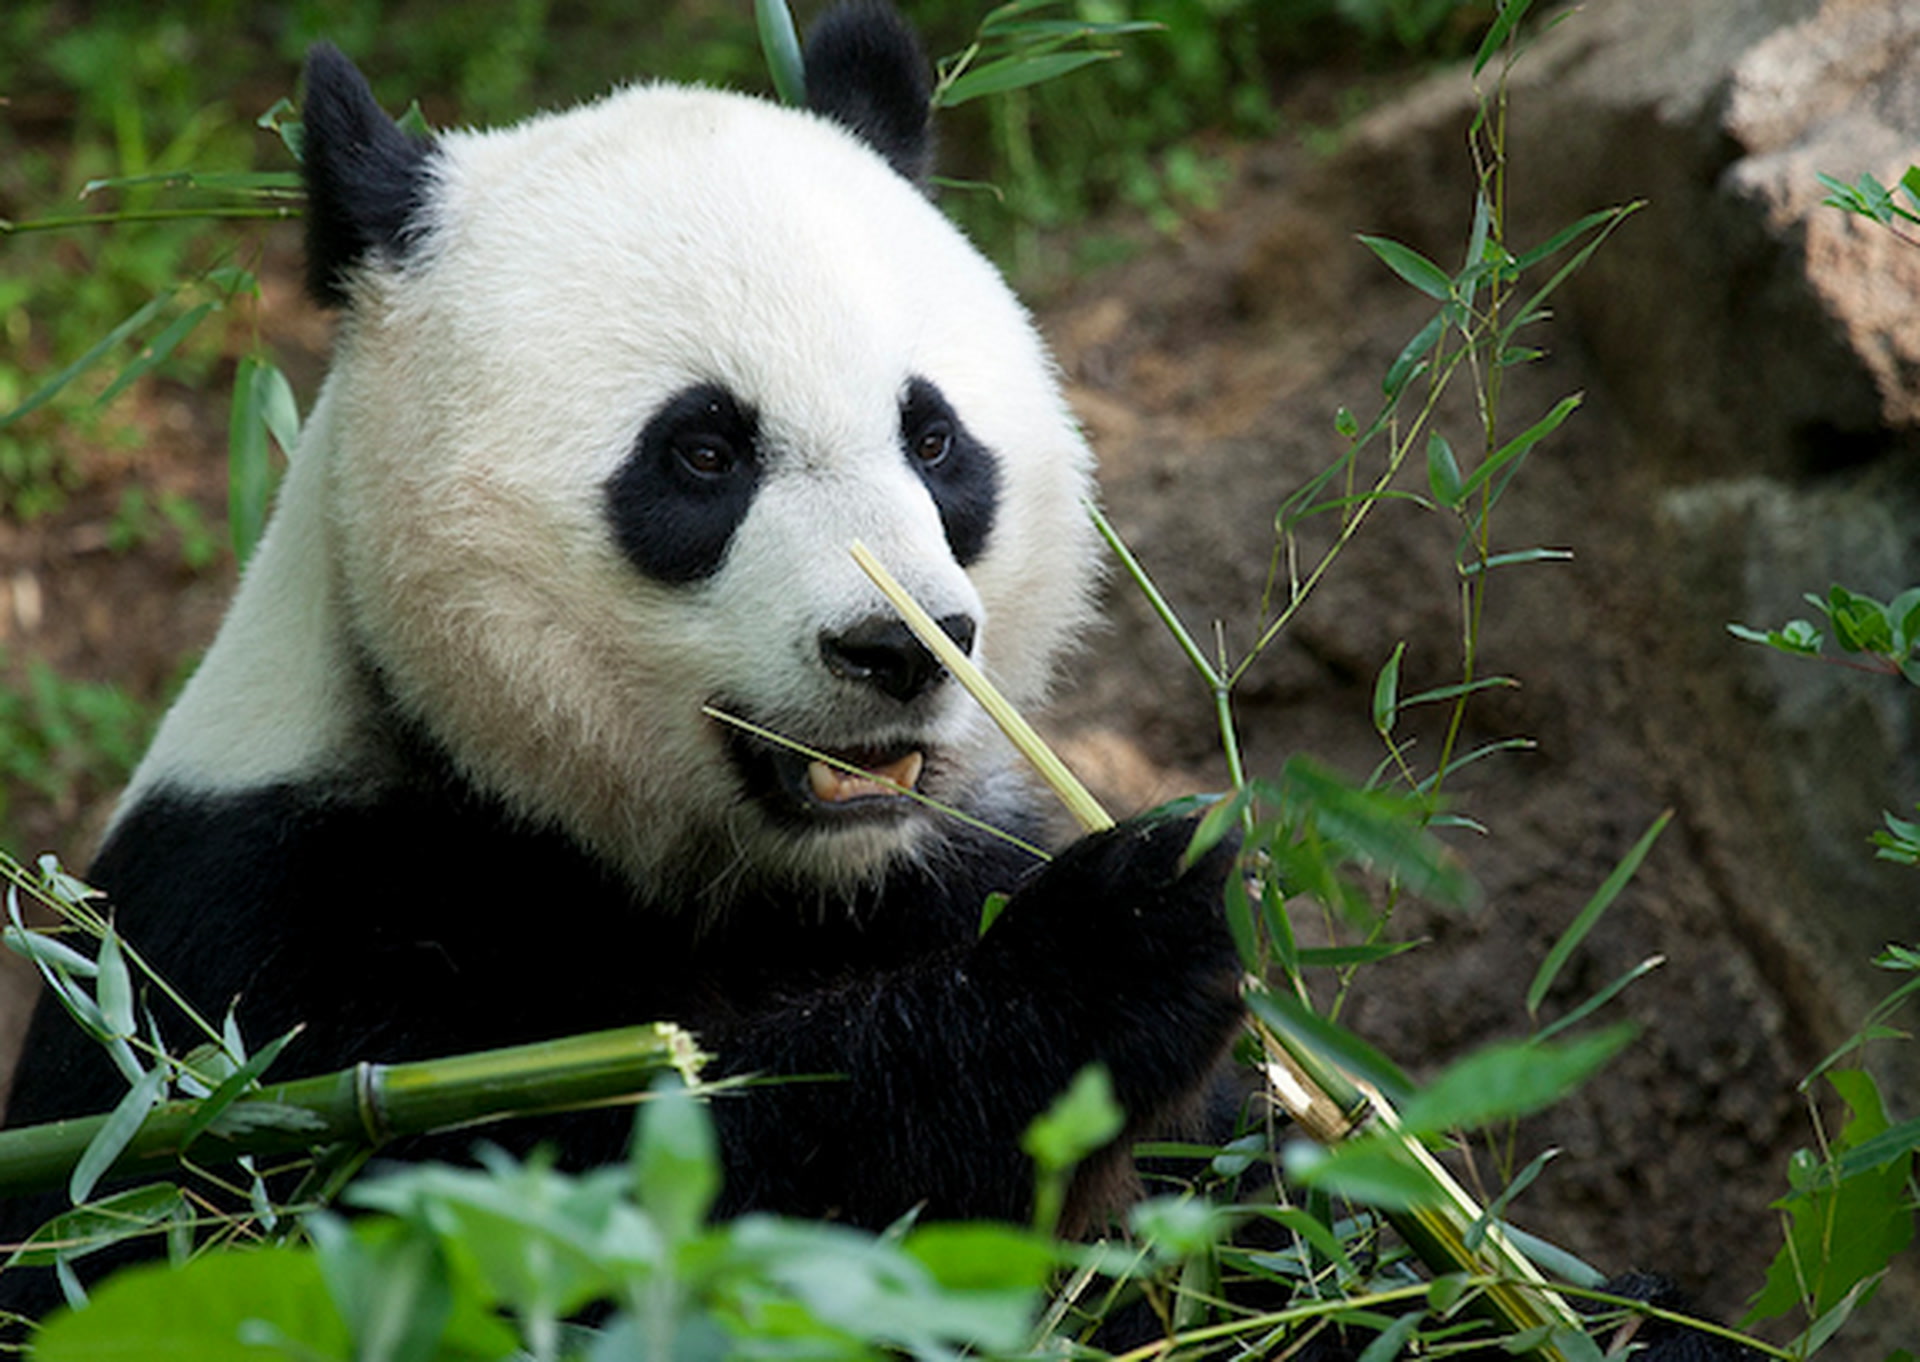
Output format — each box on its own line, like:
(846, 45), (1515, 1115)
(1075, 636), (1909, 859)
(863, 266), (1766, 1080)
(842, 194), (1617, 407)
(0, 1024), (704, 1199)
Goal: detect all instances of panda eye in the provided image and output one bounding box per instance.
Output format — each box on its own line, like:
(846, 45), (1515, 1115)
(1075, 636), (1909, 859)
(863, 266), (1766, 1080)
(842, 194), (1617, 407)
(675, 435), (737, 478)
(911, 421), (953, 468)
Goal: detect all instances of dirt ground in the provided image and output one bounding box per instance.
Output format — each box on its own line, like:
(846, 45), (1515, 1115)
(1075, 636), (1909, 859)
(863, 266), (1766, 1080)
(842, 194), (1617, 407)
(2, 64), (1916, 1354)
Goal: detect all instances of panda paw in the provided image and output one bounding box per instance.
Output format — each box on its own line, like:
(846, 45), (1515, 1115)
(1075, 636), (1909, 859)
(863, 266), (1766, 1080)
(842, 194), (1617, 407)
(975, 811), (1245, 1110)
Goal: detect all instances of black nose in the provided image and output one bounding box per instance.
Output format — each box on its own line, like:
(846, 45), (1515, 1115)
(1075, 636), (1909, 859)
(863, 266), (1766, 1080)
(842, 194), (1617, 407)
(820, 613), (977, 703)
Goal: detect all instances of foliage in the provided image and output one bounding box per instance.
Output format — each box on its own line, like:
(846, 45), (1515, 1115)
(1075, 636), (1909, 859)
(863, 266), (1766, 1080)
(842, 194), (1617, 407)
(27, 1080), (1059, 1362)
(1819, 167), (1920, 248)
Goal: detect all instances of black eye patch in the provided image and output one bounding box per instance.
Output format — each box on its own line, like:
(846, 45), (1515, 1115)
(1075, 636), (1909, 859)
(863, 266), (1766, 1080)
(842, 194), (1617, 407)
(605, 384), (762, 584)
(901, 377), (998, 566)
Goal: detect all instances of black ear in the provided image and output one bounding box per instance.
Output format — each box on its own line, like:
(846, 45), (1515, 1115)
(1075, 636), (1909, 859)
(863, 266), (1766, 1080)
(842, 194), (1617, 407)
(300, 44), (439, 308)
(803, 1), (933, 188)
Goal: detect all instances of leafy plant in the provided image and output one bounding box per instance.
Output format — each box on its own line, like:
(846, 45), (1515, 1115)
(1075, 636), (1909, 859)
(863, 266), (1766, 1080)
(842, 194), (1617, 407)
(26, 1078), (1062, 1362)
(1818, 167), (1920, 248)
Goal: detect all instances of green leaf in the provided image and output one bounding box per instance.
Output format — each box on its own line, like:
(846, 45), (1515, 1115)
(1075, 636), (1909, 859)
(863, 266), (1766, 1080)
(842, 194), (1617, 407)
(6, 1185), (185, 1270)
(1746, 1069), (1916, 1324)
(1295, 940), (1424, 969)
(1464, 1146), (1557, 1250)
(95, 926), (134, 1040)
(1472, 0), (1536, 76)
(1357, 1309), (1423, 1362)
(1245, 987), (1414, 1107)
(0, 289), (177, 432)
(939, 50), (1116, 106)
(228, 355), (275, 569)
(1183, 786), (1251, 871)
(1396, 1026), (1636, 1136)
(1357, 235), (1453, 300)
(1258, 1205), (1357, 1277)
(1022, 1064), (1124, 1174)
(1528, 810), (1670, 1016)
(93, 303), (217, 411)
(254, 360), (301, 458)
(904, 1223), (1056, 1291)
(3, 924), (100, 979)
(1397, 676), (1519, 709)
(1460, 547), (1573, 575)
(1426, 433), (1463, 509)
(1383, 311), (1445, 399)
(1456, 392), (1583, 506)
(755, 0), (806, 107)
(632, 1075), (719, 1243)
(1533, 954), (1664, 1044)
(31, 1246), (351, 1362)
(180, 1026), (302, 1151)
(977, 890), (1010, 937)
(72, 1064), (167, 1204)
(309, 1215), (455, 1362)
(1284, 1134), (1440, 1211)
(1372, 642), (1405, 735)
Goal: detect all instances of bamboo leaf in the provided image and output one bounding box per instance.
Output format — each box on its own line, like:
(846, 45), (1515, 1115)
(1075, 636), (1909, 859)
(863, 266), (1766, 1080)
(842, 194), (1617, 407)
(1456, 393), (1583, 505)
(1533, 955), (1665, 1044)
(939, 50), (1116, 106)
(1473, 0), (1537, 75)
(755, 0), (806, 106)
(1527, 811), (1671, 1017)
(6, 1184), (186, 1269)
(1427, 432), (1463, 508)
(1464, 1147), (1557, 1250)
(71, 1065), (167, 1204)
(95, 925), (134, 1040)
(93, 302), (216, 410)
(181, 1026), (303, 1151)
(1373, 642), (1405, 735)
(1358, 235), (1454, 300)
(1395, 1026), (1635, 1137)
(1383, 311), (1445, 399)
(3, 924), (100, 978)
(1295, 940), (1424, 968)
(0, 289), (176, 431)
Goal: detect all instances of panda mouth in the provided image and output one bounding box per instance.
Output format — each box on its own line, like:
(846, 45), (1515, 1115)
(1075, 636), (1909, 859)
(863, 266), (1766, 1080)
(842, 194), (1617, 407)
(717, 717), (931, 824)
(804, 749), (926, 805)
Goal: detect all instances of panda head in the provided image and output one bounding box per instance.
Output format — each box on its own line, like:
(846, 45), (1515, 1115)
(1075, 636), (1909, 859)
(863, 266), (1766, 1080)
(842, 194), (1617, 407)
(295, 4), (1097, 900)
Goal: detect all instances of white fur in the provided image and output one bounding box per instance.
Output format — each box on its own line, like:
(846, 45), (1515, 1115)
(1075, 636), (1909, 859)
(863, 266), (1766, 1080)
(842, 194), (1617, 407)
(125, 81), (1097, 896)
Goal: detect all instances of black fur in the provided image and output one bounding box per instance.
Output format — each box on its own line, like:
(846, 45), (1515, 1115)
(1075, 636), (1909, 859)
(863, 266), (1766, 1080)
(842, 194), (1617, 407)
(804, 0), (934, 186)
(0, 744), (1243, 1314)
(901, 376), (999, 566)
(300, 43), (439, 307)
(605, 383), (765, 584)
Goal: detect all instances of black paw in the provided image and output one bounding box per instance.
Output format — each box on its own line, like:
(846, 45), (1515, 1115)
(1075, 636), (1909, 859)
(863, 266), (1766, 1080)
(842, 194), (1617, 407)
(975, 811), (1245, 1110)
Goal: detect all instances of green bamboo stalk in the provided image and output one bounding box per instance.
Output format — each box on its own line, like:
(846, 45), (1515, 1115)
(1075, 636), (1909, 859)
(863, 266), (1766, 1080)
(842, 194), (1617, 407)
(849, 540), (1590, 1357)
(0, 1023), (703, 1199)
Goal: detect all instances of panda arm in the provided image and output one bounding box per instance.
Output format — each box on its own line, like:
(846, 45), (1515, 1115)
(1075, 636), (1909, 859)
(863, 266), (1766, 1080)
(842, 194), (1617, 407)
(702, 815), (1244, 1228)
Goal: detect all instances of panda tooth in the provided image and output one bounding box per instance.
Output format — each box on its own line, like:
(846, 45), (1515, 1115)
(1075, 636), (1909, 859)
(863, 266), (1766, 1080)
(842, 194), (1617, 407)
(805, 752), (926, 804)
(888, 751), (926, 792)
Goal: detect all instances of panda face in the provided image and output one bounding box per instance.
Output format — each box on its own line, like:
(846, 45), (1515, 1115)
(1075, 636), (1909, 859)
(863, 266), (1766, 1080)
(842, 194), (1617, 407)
(295, 76), (1097, 899)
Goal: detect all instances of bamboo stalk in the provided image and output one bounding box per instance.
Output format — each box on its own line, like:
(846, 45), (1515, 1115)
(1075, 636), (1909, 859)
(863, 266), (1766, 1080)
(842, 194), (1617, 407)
(849, 539), (1588, 1355)
(0, 1023), (703, 1199)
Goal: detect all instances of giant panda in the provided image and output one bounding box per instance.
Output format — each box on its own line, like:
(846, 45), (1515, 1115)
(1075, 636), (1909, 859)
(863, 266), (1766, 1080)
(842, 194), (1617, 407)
(0, 9), (1746, 1354)
(0, 0), (1245, 1320)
